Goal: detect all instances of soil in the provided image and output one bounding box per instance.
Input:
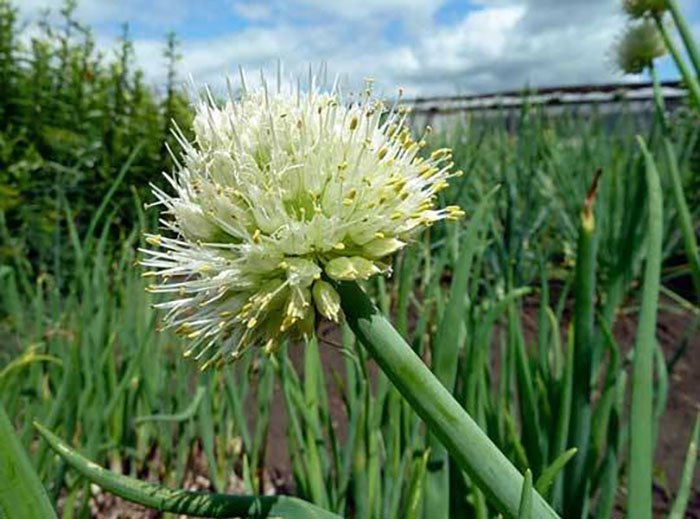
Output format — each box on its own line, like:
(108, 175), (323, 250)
(647, 309), (700, 518)
(72, 297), (700, 518)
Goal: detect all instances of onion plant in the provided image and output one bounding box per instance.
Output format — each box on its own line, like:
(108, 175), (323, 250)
(1, 1), (699, 518)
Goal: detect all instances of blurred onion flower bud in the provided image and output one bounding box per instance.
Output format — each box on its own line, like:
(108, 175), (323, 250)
(141, 72), (464, 368)
(622, 0), (668, 19)
(615, 20), (666, 74)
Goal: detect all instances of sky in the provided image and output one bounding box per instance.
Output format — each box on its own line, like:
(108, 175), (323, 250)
(17, 0), (700, 98)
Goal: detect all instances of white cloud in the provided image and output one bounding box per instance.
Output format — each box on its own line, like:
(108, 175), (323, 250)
(290, 0), (444, 21)
(156, 1), (639, 95)
(15, 0), (699, 96)
(413, 7), (525, 75)
(127, 4), (528, 96)
(231, 2), (273, 22)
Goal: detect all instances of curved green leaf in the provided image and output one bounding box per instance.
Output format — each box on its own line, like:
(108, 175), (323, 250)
(535, 448), (577, 496)
(669, 414), (700, 519)
(33, 422), (339, 519)
(134, 385), (206, 425)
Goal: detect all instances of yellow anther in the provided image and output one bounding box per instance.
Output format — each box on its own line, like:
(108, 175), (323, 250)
(343, 188), (357, 206)
(146, 235), (162, 246)
(433, 180), (449, 192)
(430, 148), (451, 160)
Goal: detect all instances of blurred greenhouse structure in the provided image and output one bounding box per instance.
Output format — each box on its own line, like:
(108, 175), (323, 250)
(409, 80), (688, 131)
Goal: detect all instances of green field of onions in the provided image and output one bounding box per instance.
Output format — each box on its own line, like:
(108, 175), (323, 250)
(2, 101), (699, 518)
(2, 0), (700, 518)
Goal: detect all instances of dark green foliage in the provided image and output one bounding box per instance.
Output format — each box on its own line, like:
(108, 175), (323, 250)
(0, 0), (191, 271)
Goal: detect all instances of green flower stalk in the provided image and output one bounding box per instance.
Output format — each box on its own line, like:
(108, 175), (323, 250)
(142, 71), (463, 369)
(666, 0), (700, 79)
(335, 281), (559, 518)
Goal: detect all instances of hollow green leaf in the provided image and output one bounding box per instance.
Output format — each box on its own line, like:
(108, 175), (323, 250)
(135, 385), (206, 425)
(535, 448), (577, 496)
(565, 169), (599, 518)
(518, 469), (533, 519)
(627, 137), (664, 519)
(669, 414), (700, 519)
(33, 421), (339, 519)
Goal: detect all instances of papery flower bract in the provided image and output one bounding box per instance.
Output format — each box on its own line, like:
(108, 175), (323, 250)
(615, 19), (666, 74)
(141, 72), (464, 368)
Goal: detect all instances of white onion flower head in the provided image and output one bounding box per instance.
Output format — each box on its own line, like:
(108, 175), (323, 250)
(141, 72), (464, 368)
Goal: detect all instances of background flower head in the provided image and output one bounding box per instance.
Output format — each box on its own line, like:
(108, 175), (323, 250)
(615, 19), (667, 74)
(141, 71), (464, 368)
(622, 0), (668, 19)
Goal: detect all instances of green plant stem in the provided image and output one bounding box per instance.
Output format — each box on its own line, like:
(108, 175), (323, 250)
(0, 405), (56, 519)
(649, 64), (668, 132)
(654, 14), (700, 108)
(627, 137), (664, 519)
(335, 280), (559, 519)
(667, 0), (700, 79)
(34, 421), (338, 519)
(648, 63), (700, 297)
(564, 172), (599, 518)
(661, 137), (700, 296)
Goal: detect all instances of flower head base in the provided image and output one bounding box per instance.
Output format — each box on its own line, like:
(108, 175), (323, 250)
(622, 0), (667, 19)
(615, 20), (666, 74)
(142, 72), (464, 368)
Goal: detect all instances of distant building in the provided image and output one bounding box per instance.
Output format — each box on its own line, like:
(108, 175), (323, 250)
(407, 81), (688, 132)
